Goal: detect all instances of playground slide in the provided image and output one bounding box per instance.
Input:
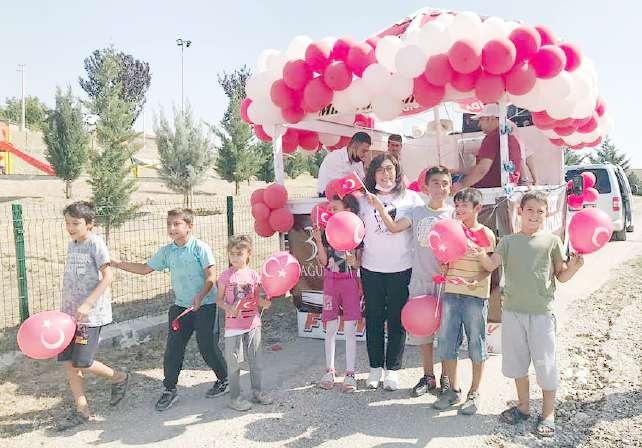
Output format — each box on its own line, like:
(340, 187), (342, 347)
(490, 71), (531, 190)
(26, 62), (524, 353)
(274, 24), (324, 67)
(0, 141), (54, 175)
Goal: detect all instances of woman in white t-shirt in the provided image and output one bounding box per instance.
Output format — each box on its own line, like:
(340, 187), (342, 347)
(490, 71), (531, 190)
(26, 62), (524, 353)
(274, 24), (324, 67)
(359, 154), (424, 391)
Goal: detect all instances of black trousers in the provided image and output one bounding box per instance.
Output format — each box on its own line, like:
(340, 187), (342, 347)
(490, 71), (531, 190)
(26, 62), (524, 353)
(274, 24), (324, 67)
(361, 268), (412, 371)
(163, 304), (227, 390)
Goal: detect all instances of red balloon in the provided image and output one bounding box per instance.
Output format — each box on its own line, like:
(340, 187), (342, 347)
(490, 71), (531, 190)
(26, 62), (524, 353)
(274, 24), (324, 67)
(254, 124), (272, 142)
(305, 41), (332, 73)
(413, 76), (445, 108)
(482, 38), (517, 75)
(554, 117), (576, 128)
(424, 54), (454, 86)
(475, 72), (505, 104)
(261, 251), (301, 297)
(283, 59), (312, 91)
(254, 219), (276, 238)
(549, 138), (565, 146)
(578, 114), (598, 134)
(270, 79), (296, 109)
(346, 42), (376, 77)
(401, 295), (442, 337)
(450, 69), (480, 92)
(240, 98), (252, 124)
(583, 187), (599, 204)
(324, 178), (343, 199)
(535, 25), (558, 46)
(264, 183), (289, 209)
(559, 43), (582, 72)
(532, 110), (557, 130)
(531, 45), (566, 79)
(282, 106), (305, 124)
(268, 207), (294, 232)
(17, 310), (76, 359)
(417, 168), (428, 189)
(580, 171), (597, 189)
(595, 97), (606, 117)
(251, 202), (271, 220)
(250, 188), (266, 205)
(324, 61), (352, 91)
(573, 116), (593, 129)
(569, 208), (613, 254)
(325, 211), (365, 251)
(282, 128), (299, 153)
(428, 219), (468, 263)
(448, 39), (482, 74)
(504, 62), (536, 96)
(331, 37), (357, 62)
(567, 193), (584, 210)
(509, 26), (541, 64)
(303, 77), (333, 112)
(298, 130), (320, 151)
(554, 125), (576, 137)
(408, 180), (420, 192)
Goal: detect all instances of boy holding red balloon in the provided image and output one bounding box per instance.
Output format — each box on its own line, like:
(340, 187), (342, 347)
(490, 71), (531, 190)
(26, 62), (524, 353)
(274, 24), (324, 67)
(58, 201), (129, 429)
(474, 191), (584, 437)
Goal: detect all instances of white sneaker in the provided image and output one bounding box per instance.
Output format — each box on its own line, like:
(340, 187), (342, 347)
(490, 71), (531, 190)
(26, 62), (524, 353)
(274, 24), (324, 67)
(366, 367), (383, 389)
(383, 370), (399, 391)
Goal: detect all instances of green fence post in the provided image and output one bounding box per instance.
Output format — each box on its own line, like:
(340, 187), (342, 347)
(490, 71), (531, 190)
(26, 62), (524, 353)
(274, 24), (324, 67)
(226, 196), (234, 237)
(11, 203), (30, 322)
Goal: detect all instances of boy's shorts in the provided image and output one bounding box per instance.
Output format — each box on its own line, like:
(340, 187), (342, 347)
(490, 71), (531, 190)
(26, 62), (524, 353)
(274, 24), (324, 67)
(437, 293), (488, 363)
(406, 276), (436, 345)
(501, 310), (558, 390)
(322, 270), (362, 322)
(57, 325), (102, 368)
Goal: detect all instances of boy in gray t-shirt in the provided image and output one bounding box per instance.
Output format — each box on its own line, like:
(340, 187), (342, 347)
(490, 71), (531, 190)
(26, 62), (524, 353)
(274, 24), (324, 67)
(57, 202), (129, 430)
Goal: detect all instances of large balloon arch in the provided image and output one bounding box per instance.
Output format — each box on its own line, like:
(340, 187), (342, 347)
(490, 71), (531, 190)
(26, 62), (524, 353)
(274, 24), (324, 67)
(240, 9), (610, 153)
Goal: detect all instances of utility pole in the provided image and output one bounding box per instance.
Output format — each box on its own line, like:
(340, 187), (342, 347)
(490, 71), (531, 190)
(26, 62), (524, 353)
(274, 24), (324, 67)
(17, 64), (26, 131)
(176, 38), (191, 114)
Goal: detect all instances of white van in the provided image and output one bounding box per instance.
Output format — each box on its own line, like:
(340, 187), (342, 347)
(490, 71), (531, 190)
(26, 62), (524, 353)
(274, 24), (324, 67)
(565, 163), (635, 241)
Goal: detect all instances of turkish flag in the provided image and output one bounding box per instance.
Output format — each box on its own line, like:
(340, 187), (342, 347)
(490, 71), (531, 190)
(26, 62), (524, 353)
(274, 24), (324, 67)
(463, 225), (491, 249)
(337, 172), (365, 199)
(312, 203), (333, 228)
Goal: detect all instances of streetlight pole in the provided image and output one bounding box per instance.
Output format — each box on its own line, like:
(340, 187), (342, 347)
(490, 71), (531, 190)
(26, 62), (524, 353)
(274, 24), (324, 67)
(17, 64), (26, 131)
(176, 38), (191, 114)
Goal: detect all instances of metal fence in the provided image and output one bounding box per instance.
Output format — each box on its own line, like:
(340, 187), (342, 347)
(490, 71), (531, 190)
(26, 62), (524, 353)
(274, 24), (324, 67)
(0, 195), (283, 346)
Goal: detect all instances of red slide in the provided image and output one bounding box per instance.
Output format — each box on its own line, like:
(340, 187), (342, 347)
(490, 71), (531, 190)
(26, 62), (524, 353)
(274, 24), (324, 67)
(0, 141), (55, 175)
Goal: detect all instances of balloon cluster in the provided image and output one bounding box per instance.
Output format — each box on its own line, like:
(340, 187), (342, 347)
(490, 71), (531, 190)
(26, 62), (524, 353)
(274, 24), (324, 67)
(567, 171), (599, 209)
(241, 11), (610, 150)
(251, 184), (294, 237)
(249, 122), (351, 154)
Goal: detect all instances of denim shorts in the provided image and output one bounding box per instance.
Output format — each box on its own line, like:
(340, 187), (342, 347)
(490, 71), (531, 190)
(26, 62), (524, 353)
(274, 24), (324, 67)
(437, 293), (488, 363)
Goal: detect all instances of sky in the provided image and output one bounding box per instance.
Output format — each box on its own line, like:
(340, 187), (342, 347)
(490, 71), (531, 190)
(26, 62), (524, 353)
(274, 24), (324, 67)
(2, 0), (641, 167)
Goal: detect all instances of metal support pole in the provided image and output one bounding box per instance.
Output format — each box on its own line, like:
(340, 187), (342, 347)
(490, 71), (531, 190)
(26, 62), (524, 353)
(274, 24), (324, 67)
(12, 203), (30, 321)
(272, 125), (285, 185)
(498, 98), (510, 187)
(226, 195), (235, 237)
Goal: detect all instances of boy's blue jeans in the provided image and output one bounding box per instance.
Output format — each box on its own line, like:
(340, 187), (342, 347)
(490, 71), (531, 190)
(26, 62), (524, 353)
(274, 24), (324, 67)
(437, 293), (488, 363)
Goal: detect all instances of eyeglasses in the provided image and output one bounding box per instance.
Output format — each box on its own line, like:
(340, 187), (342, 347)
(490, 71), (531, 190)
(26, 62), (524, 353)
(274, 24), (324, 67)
(376, 165), (396, 175)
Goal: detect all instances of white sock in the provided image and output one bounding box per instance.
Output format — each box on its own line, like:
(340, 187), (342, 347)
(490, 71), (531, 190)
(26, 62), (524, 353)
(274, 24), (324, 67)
(325, 319), (339, 371)
(344, 320), (357, 374)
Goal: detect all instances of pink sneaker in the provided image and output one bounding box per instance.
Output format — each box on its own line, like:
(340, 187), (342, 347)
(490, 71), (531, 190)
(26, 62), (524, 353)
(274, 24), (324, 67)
(318, 369), (335, 390)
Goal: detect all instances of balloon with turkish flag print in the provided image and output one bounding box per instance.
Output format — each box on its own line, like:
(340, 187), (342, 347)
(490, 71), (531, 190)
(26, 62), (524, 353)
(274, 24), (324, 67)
(260, 251), (301, 298)
(17, 310), (76, 360)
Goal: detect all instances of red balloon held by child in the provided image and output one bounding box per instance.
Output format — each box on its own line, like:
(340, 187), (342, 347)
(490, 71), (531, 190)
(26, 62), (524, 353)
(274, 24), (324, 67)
(568, 208), (613, 255)
(428, 219), (468, 263)
(401, 295), (442, 337)
(261, 251), (301, 298)
(17, 310), (76, 360)
(325, 211), (365, 251)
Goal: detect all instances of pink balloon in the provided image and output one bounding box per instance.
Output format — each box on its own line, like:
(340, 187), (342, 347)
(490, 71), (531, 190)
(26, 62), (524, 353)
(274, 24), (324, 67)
(254, 219), (276, 238)
(325, 211), (365, 251)
(532, 110), (557, 130)
(17, 310), (76, 359)
(250, 188), (266, 206)
(549, 138), (565, 146)
(261, 251), (301, 297)
(324, 178), (343, 200)
(254, 124), (272, 142)
(305, 41), (332, 73)
(324, 61), (352, 91)
(413, 76), (445, 108)
(583, 187), (599, 204)
(240, 98), (252, 124)
(448, 40), (482, 74)
(401, 295), (442, 337)
(264, 183), (289, 209)
(331, 37), (357, 62)
(270, 79), (296, 109)
(424, 54), (454, 87)
(269, 207), (294, 232)
(554, 125), (576, 137)
(417, 168), (428, 189)
(569, 208), (613, 254)
(328, 135), (351, 150)
(580, 171), (597, 189)
(559, 43), (582, 72)
(475, 72), (505, 104)
(303, 77), (333, 112)
(298, 130), (320, 151)
(408, 180), (420, 192)
(535, 25), (558, 46)
(504, 62), (536, 96)
(282, 128), (299, 154)
(282, 105), (305, 124)
(428, 219), (468, 263)
(531, 45), (566, 79)
(482, 38), (517, 75)
(595, 97), (606, 117)
(450, 69), (480, 92)
(509, 26), (541, 64)
(578, 114), (598, 134)
(567, 193), (584, 210)
(346, 42), (375, 77)
(251, 202), (270, 221)
(283, 59), (312, 91)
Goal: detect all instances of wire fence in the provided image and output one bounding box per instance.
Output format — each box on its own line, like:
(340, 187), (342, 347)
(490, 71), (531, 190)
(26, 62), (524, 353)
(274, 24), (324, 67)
(0, 195), (285, 350)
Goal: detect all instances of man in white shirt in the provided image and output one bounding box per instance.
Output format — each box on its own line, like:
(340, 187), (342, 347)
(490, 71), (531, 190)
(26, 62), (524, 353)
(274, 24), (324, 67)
(317, 132), (371, 197)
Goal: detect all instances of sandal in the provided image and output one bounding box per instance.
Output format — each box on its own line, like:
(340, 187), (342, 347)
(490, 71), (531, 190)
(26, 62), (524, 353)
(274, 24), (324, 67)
(536, 416), (556, 438)
(499, 406), (530, 425)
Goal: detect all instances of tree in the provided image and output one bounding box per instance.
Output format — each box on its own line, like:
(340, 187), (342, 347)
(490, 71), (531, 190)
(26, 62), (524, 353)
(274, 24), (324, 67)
(85, 51), (140, 241)
(589, 136), (630, 170)
(284, 152), (309, 179)
(79, 47), (151, 123)
(564, 148), (587, 166)
(0, 96), (50, 130)
(155, 106), (215, 206)
(43, 87), (90, 199)
(308, 149), (327, 178)
(256, 141), (275, 183)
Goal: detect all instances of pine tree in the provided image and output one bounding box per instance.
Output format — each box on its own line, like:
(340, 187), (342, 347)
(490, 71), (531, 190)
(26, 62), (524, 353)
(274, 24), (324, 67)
(85, 50), (139, 241)
(564, 148), (587, 166)
(308, 148), (327, 178)
(43, 87), (90, 198)
(155, 105), (215, 206)
(284, 152), (309, 179)
(589, 136), (630, 171)
(256, 141), (275, 183)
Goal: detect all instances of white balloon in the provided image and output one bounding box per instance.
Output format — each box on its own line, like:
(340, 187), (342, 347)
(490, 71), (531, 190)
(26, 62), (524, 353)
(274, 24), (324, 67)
(247, 99), (282, 125)
(372, 95), (403, 121)
(404, 29), (421, 46)
(435, 13), (455, 26)
(362, 64), (392, 95)
(320, 36), (337, 50)
(263, 124), (275, 138)
(319, 133), (341, 146)
(571, 96), (596, 119)
(332, 89), (356, 114)
(505, 21), (520, 33)
(347, 79), (371, 109)
(564, 133), (582, 146)
(418, 21), (452, 55)
(511, 80), (544, 112)
(395, 45), (428, 78)
(411, 125), (424, 138)
(547, 99), (576, 120)
(539, 72), (572, 103)
(287, 35), (313, 60)
(449, 11), (482, 42)
(245, 71), (277, 100)
(481, 17), (509, 42)
(539, 128), (559, 138)
(257, 49), (279, 73)
(376, 36), (404, 72)
(266, 51), (288, 76)
(389, 74), (414, 100)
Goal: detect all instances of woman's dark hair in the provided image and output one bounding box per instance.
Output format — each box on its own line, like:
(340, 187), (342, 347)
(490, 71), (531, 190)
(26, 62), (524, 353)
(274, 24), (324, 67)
(63, 201), (96, 224)
(329, 193), (360, 215)
(364, 154), (406, 195)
